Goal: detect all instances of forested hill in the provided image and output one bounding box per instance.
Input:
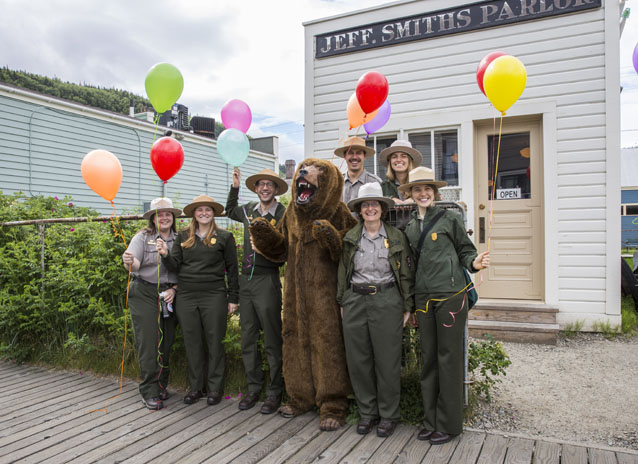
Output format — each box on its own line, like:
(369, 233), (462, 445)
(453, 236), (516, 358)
(0, 67), (152, 115)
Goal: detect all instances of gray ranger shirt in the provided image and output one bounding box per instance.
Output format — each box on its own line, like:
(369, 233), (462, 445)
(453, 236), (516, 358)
(342, 170), (382, 204)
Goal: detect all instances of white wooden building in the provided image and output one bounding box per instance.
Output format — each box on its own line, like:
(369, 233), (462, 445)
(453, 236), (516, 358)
(304, 0), (620, 340)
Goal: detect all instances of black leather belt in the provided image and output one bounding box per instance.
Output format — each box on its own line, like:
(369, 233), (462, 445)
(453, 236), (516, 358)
(133, 276), (176, 288)
(352, 282), (395, 295)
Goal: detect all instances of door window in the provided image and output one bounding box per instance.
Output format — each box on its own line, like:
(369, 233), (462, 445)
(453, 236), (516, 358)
(487, 132), (531, 200)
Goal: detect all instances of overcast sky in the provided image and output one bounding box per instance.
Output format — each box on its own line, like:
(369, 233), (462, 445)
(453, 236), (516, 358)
(2, 0), (637, 164)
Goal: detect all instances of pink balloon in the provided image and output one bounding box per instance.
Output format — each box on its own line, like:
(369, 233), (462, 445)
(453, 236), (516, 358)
(221, 99), (252, 133)
(364, 99), (391, 136)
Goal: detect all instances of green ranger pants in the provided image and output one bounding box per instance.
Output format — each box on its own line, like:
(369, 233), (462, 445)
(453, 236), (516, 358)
(175, 288), (228, 394)
(128, 280), (176, 400)
(416, 292), (467, 435)
(239, 272), (283, 396)
(341, 285), (404, 421)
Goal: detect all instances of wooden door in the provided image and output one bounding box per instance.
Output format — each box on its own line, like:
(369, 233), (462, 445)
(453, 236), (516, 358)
(475, 119), (544, 300)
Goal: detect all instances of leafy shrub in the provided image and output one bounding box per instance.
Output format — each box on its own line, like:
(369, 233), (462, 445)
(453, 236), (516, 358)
(467, 335), (511, 402)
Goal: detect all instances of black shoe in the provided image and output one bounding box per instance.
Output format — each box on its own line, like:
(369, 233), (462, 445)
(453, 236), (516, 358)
(142, 397), (164, 410)
(376, 419), (398, 437)
(159, 389), (170, 401)
(184, 390), (204, 404)
(238, 391), (260, 410)
(417, 428), (434, 441)
(356, 418), (378, 435)
(260, 394), (281, 414)
(429, 431), (457, 445)
(207, 392), (222, 405)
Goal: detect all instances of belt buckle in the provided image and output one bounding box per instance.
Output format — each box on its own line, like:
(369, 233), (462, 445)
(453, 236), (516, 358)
(368, 285), (377, 295)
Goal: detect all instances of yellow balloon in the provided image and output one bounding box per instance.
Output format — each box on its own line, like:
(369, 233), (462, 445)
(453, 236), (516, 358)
(483, 55), (527, 114)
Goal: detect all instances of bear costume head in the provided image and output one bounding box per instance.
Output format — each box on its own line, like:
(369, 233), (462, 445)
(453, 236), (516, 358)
(292, 158), (344, 224)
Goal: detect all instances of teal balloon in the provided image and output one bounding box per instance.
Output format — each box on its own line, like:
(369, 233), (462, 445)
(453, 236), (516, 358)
(144, 63), (184, 114)
(217, 128), (249, 167)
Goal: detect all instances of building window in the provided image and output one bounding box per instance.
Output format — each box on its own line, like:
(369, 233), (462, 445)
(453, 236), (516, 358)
(363, 129), (460, 188)
(409, 129), (459, 186)
(624, 204), (638, 215)
(365, 136), (397, 179)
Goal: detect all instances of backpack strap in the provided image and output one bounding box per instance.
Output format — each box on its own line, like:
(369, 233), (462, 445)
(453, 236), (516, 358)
(415, 210), (446, 264)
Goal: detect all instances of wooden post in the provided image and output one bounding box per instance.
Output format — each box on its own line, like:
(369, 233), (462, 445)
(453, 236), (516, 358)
(38, 223), (45, 292)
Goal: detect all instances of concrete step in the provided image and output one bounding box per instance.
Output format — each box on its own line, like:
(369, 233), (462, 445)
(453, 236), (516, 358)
(469, 319), (560, 345)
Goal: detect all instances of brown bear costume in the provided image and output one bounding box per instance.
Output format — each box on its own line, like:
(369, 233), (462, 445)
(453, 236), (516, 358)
(250, 158), (357, 429)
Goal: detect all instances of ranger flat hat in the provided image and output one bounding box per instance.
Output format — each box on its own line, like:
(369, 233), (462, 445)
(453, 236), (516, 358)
(398, 166), (448, 194)
(245, 168), (288, 195)
(347, 182), (394, 211)
(333, 136), (375, 158)
(142, 197), (182, 219)
(183, 194), (224, 217)
(379, 139), (423, 166)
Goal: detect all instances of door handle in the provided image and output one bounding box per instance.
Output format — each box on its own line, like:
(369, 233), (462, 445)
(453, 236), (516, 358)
(479, 204), (486, 210)
(479, 217), (485, 243)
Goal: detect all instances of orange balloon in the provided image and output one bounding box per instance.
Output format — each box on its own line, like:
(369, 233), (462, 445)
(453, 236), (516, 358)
(81, 149), (123, 202)
(346, 93), (379, 129)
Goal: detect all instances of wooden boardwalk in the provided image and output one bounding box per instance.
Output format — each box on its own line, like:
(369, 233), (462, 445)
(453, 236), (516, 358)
(1, 362), (637, 464)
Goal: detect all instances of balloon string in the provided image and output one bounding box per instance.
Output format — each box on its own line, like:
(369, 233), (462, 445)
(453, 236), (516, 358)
(415, 277), (474, 326)
(487, 115), (503, 253)
(154, 209), (168, 379)
(151, 113), (161, 145)
(89, 201), (129, 413)
(331, 128), (351, 163)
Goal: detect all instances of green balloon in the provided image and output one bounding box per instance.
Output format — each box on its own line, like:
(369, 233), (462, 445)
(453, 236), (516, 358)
(144, 63), (184, 114)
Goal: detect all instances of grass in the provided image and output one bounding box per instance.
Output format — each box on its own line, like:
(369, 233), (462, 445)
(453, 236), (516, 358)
(562, 320), (585, 337)
(621, 295), (638, 336)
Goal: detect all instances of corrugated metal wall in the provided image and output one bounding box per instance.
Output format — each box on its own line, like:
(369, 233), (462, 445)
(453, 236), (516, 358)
(0, 89), (277, 216)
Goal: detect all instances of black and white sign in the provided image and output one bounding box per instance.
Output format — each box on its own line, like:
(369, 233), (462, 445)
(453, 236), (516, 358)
(315, 0), (601, 58)
(496, 188), (522, 199)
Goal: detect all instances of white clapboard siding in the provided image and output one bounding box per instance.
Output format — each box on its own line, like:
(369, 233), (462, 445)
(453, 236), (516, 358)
(305, 0), (618, 323)
(0, 88), (276, 216)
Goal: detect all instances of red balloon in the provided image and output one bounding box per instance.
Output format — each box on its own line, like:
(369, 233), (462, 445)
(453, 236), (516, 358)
(355, 71), (389, 114)
(477, 51), (508, 95)
(150, 137), (184, 182)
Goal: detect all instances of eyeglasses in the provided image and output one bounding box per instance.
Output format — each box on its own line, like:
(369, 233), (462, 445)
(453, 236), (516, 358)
(361, 201), (380, 209)
(256, 181), (276, 188)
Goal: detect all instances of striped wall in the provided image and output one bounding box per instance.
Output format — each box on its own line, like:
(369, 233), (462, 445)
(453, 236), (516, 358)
(304, 0), (620, 327)
(0, 86), (277, 217)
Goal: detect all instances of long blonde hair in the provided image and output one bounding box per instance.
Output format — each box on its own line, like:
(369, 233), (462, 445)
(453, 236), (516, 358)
(181, 216), (218, 248)
(385, 156), (414, 183)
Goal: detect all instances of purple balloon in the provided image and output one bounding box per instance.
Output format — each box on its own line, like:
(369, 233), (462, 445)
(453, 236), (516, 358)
(221, 99), (252, 133)
(364, 99), (391, 136)
(634, 42), (638, 75)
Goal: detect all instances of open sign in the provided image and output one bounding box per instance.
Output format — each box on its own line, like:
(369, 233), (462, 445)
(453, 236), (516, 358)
(496, 188), (521, 200)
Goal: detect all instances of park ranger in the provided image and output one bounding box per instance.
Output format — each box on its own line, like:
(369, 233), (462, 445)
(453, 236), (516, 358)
(226, 167), (287, 414)
(336, 182), (415, 438)
(335, 136), (382, 205)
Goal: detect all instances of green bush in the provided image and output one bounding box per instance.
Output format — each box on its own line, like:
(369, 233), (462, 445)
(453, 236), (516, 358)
(467, 335), (511, 403)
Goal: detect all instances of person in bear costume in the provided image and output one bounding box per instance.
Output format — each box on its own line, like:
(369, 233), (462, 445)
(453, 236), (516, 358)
(250, 158), (358, 431)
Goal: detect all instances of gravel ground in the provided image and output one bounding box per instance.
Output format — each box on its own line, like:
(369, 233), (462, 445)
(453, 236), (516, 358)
(465, 333), (638, 450)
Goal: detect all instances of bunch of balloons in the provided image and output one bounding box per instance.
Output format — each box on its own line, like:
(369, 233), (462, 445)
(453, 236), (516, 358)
(218, 99), (251, 167)
(477, 51), (527, 114)
(145, 62), (187, 184)
(347, 71), (390, 134)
